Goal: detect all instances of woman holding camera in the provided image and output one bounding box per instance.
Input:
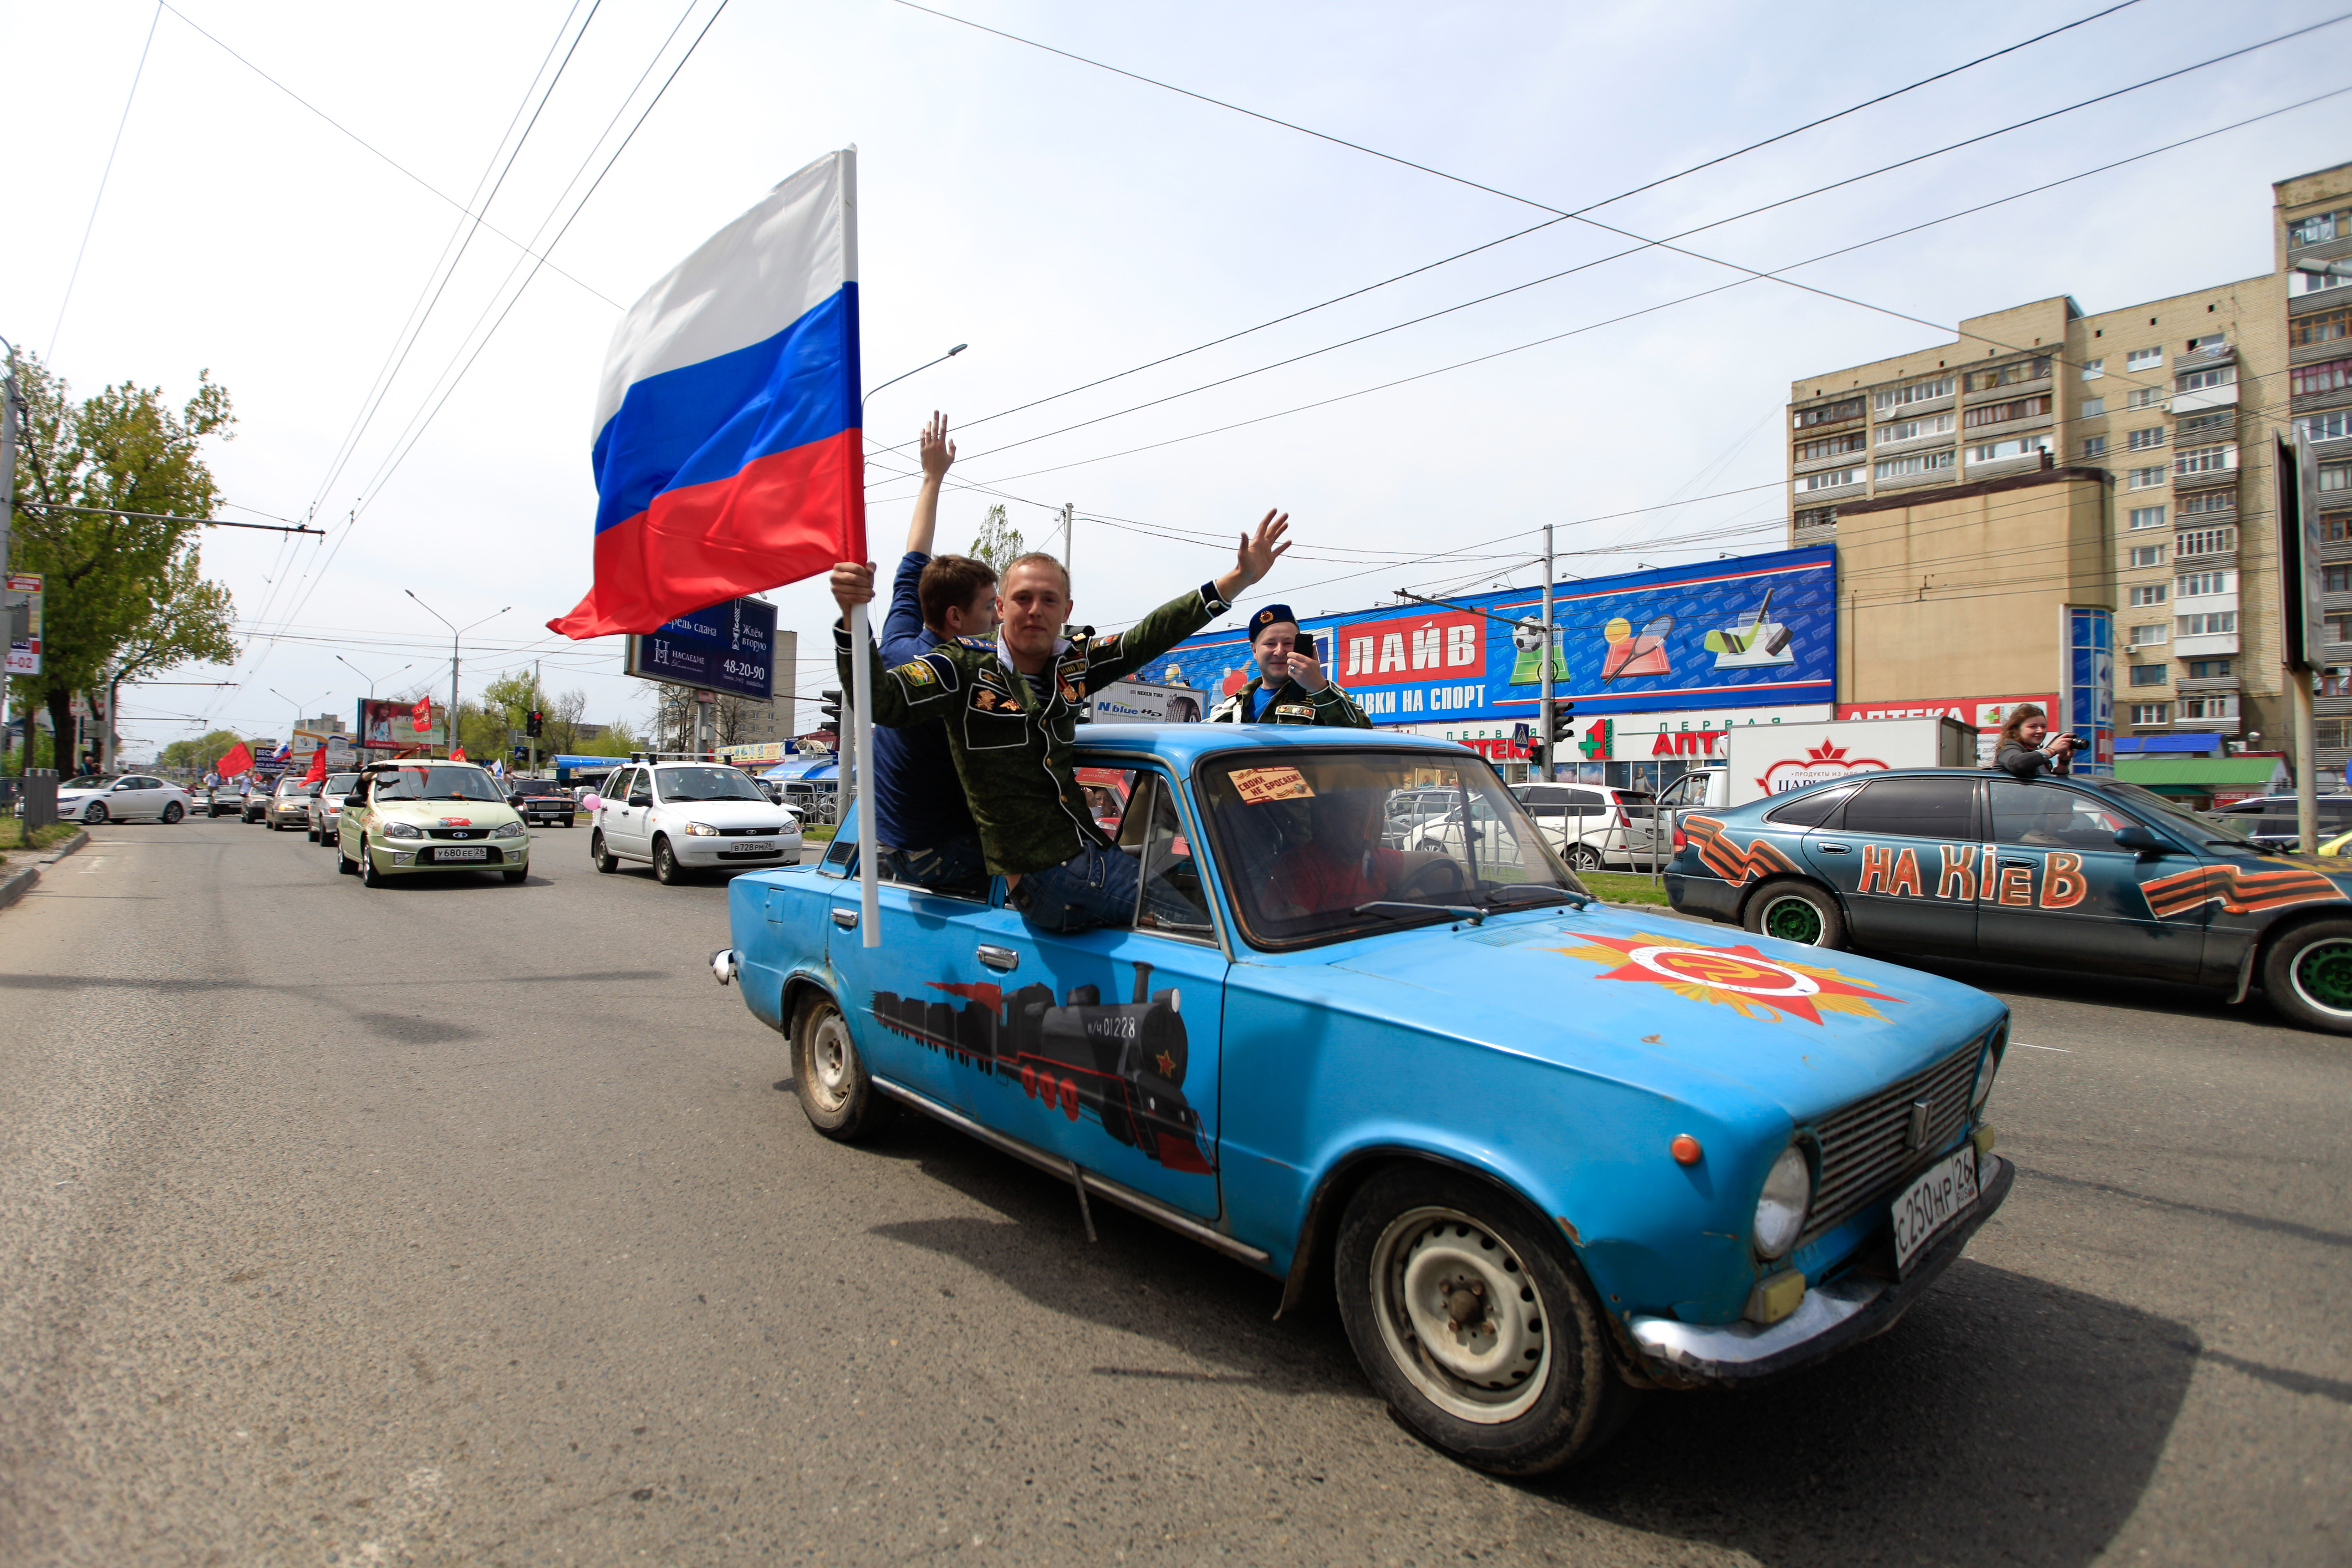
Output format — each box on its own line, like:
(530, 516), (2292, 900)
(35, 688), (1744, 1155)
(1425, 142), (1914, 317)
(1994, 702), (2079, 778)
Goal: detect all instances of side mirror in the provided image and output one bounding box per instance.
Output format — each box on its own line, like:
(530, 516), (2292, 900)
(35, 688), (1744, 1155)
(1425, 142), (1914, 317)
(344, 791), (367, 807)
(628, 792), (652, 808)
(2113, 824), (2171, 857)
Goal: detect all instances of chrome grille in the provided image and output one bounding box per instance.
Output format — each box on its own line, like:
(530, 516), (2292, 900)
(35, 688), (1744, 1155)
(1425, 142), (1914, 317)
(1804, 1039), (1983, 1241)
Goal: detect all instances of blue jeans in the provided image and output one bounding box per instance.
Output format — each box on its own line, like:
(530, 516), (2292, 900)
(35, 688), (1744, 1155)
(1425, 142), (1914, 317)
(1011, 840), (1198, 934)
(876, 831), (986, 890)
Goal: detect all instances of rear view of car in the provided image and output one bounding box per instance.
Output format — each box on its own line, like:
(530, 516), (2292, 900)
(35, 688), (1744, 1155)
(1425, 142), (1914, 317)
(507, 777), (577, 828)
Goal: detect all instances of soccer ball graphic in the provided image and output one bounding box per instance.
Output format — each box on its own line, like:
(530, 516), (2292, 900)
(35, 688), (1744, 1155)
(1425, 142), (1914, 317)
(1512, 619), (1546, 652)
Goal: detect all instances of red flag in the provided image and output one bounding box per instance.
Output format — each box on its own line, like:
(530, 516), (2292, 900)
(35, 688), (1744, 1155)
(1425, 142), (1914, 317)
(411, 697), (432, 733)
(217, 742), (254, 777)
(450, 746), (467, 762)
(302, 748), (328, 785)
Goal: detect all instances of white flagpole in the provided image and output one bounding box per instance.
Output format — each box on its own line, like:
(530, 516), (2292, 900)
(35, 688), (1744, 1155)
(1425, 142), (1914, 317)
(848, 599), (880, 945)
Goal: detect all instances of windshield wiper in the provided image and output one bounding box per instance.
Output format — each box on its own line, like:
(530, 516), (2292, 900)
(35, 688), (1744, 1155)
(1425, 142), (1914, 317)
(1485, 884), (1592, 910)
(1355, 899), (1485, 926)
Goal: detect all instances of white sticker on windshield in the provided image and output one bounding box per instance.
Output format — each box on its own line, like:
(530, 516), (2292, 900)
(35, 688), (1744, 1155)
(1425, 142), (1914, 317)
(1230, 766), (1314, 804)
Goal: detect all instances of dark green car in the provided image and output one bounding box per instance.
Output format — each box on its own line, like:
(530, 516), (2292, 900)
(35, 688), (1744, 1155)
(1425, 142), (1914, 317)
(1665, 768), (2352, 1034)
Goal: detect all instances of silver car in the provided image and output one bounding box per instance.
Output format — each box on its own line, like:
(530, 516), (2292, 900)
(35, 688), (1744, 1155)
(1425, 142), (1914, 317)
(306, 772), (362, 844)
(264, 776), (315, 831)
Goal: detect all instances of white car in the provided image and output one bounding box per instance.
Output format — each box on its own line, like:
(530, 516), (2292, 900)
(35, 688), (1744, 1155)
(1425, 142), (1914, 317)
(307, 772), (362, 844)
(589, 760), (803, 884)
(54, 774), (195, 826)
(1413, 783), (1661, 872)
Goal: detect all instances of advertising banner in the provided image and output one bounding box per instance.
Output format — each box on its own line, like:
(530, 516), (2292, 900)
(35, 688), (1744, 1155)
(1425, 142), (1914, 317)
(1089, 679), (1205, 724)
(2062, 607), (2116, 776)
(626, 595), (778, 701)
(1836, 693), (2058, 766)
(1152, 547), (1835, 726)
(4, 572), (41, 676)
(357, 698), (445, 750)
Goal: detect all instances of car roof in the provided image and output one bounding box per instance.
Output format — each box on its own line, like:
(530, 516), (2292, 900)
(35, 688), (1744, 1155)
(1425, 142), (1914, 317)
(1074, 724), (1472, 763)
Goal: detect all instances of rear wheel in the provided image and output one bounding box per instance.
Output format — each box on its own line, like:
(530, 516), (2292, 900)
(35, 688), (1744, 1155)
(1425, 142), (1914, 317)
(1566, 843), (1602, 872)
(1742, 878), (1846, 950)
(591, 830), (618, 874)
(2262, 918), (2352, 1035)
(161, 802), (184, 824)
(792, 991), (895, 1139)
(1334, 1168), (1637, 1475)
(653, 836), (685, 885)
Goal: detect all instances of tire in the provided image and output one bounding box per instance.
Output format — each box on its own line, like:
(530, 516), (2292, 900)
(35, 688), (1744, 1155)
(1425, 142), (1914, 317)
(161, 802), (184, 824)
(1566, 844), (1602, 872)
(336, 836), (355, 875)
(306, 822), (319, 842)
(362, 847), (388, 888)
(591, 830), (618, 874)
(502, 868), (527, 885)
(84, 802), (108, 825)
(791, 990), (895, 1140)
(2261, 918), (2352, 1034)
(266, 816), (279, 831)
(1742, 877), (1847, 950)
(653, 836), (685, 885)
(1334, 1168), (1638, 1476)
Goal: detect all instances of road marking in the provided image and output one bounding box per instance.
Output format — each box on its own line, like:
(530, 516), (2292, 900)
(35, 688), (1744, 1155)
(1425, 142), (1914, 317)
(2012, 1041), (2070, 1052)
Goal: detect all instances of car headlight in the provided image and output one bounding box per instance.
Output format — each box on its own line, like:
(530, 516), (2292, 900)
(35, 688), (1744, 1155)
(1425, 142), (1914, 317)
(492, 821), (524, 839)
(1754, 1144), (1813, 1260)
(384, 822), (422, 840)
(1971, 1027), (2005, 1112)
(683, 821), (720, 836)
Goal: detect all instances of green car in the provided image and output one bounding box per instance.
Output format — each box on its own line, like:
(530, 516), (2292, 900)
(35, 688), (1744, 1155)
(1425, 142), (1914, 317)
(335, 758), (530, 886)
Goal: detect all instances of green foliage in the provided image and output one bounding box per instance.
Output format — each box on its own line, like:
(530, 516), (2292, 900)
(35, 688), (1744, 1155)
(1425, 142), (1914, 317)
(968, 503), (1025, 574)
(156, 729), (247, 773)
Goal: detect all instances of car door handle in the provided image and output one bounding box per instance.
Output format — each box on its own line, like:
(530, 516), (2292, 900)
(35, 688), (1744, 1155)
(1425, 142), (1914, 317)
(1998, 858), (2034, 870)
(832, 909), (858, 930)
(976, 944), (1019, 973)
(1815, 841), (1852, 854)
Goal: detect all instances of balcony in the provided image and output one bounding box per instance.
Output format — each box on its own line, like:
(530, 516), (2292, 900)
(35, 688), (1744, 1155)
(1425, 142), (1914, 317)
(2175, 675), (2242, 694)
(2175, 632), (2241, 656)
(2173, 380), (2239, 415)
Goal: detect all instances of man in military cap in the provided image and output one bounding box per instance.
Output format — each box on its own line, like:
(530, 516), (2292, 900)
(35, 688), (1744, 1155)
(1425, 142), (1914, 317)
(1209, 603), (1372, 727)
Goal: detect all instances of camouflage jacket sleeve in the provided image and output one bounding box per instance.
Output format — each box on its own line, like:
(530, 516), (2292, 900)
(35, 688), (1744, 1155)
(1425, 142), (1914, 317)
(833, 618), (973, 728)
(1287, 683), (1373, 728)
(1074, 582), (1233, 694)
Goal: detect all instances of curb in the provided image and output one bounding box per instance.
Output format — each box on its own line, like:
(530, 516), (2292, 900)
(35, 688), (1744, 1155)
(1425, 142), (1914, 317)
(37, 828), (91, 866)
(0, 829), (93, 913)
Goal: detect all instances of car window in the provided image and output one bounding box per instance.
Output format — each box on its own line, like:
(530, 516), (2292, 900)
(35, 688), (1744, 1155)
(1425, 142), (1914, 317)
(369, 765), (501, 802)
(325, 775), (360, 795)
(655, 765), (765, 803)
(1988, 780), (2135, 849)
(1842, 776), (1976, 838)
(606, 769), (636, 801)
(1118, 772), (1214, 941)
(1765, 784), (1856, 827)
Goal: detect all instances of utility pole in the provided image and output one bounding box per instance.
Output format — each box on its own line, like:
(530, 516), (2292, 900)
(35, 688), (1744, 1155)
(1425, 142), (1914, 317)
(403, 592), (507, 761)
(1, 337), (22, 772)
(1061, 502), (1075, 576)
(531, 658), (541, 776)
(1540, 525), (1556, 783)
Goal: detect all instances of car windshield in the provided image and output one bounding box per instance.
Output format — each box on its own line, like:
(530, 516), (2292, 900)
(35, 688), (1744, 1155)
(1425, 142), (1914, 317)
(324, 774), (360, 793)
(370, 765), (501, 802)
(2092, 779), (2273, 856)
(1198, 750), (1589, 950)
(655, 766), (765, 803)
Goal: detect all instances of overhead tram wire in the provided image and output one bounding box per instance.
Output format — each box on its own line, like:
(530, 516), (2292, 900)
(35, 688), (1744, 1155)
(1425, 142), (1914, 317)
(50, 1), (161, 364)
(865, 0), (2152, 465)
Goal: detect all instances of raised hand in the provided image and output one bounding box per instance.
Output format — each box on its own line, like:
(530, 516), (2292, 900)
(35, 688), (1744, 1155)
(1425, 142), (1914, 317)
(1218, 510), (1291, 601)
(919, 411), (955, 482)
(829, 561), (877, 613)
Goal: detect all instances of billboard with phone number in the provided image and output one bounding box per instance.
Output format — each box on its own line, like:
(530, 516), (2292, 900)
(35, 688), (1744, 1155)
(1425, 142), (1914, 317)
(1150, 546), (1835, 725)
(626, 594), (776, 702)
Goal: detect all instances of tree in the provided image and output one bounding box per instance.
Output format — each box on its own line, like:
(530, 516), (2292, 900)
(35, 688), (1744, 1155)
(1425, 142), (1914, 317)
(969, 503), (1025, 574)
(157, 729), (247, 775)
(5, 352), (238, 770)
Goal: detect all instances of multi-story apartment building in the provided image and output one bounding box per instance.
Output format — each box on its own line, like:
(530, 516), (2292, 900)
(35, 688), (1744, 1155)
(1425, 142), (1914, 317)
(1785, 160), (2352, 775)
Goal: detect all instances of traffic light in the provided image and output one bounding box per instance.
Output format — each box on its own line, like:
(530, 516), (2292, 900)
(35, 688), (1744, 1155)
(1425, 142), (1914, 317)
(819, 689), (845, 729)
(1540, 700), (1576, 776)
(526, 709), (543, 737)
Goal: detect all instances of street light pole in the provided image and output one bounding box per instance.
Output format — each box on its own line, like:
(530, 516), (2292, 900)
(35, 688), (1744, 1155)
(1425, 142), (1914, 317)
(862, 343), (967, 409)
(404, 593), (507, 758)
(334, 653), (412, 701)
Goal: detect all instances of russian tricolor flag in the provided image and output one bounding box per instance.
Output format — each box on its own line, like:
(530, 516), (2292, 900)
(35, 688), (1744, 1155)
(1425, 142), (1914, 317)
(551, 150), (866, 639)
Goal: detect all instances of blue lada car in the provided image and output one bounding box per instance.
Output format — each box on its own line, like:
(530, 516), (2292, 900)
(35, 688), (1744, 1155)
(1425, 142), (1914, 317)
(1666, 767), (2352, 1035)
(715, 729), (2013, 1474)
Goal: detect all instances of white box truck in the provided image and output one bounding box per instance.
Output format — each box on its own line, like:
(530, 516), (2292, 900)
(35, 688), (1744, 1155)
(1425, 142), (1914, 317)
(1656, 716), (1981, 812)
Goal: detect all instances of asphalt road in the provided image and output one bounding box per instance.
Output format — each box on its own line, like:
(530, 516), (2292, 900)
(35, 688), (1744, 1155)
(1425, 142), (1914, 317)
(1, 814), (2345, 1566)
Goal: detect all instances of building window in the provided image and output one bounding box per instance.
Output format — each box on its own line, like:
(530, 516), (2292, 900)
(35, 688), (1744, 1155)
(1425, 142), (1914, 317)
(2129, 544), (2166, 568)
(2325, 669), (2352, 698)
(2180, 570), (2233, 598)
(1793, 396), (1865, 429)
(2080, 396), (2106, 419)
(2326, 564), (2352, 594)
(1793, 506), (1837, 533)
(2176, 366), (2235, 393)
(2129, 505), (2167, 530)
(2129, 664), (2168, 687)
(1969, 434), (2053, 465)
(1800, 466), (1864, 491)
(2295, 306), (2352, 348)
(1871, 375), (1953, 411)
(2130, 704), (2170, 725)
(1874, 449), (1954, 481)
(1963, 395), (2050, 428)
(2081, 435), (2108, 458)
(2299, 412), (2352, 443)
(2292, 358), (2352, 398)
(2127, 426), (2167, 450)
(2181, 695), (2237, 720)
(2176, 526), (2236, 558)
(2128, 584), (2168, 607)
(2297, 269), (2352, 296)
(1962, 357), (2050, 393)
(2129, 623), (2169, 646)
(2130, 466), (2167, 490)
(1794, 431), (1867, 461)
(2187, 659), (2233, 678)
(2290, 207), (2352, 245)
(2179, 490), (2234, 516)
(1874, 413), (1954, 445)
(2178, 409), (2234, 439)
(2125, 347), (2163, 371)
(2081, 358), (2105, 379)
(2322, 462), (2352, 493)
(2175, 444), (2233, 475)
(2125, 386), (2165, 410)
(2322, 719), (2352, 747)
(2178, 612), (2237, 636)
(2328, 613), (2352, 644)
(2325, 516), (2352, 543)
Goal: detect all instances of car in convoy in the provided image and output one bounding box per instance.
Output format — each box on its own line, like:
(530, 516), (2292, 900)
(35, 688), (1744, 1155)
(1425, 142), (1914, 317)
(589, 760), (803, 884)
(306, 772), (362, 844)
(334, 758), (530, 886)
(2202, 793), (2352, 851)
(205, 781), (250, 818)
(1664, 767), (2352, 1034)
(263, 776), (316, 831)
(1409, 782), (1661, 872)
(240, 786), (271, 824)
(52, 774), (194, 825)
(712, 727), (2012, 1475)
(506, 776), (577, 828)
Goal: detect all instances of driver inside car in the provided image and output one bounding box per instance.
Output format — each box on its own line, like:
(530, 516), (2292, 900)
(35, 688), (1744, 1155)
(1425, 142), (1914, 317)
(1266, 771), (1453, 918)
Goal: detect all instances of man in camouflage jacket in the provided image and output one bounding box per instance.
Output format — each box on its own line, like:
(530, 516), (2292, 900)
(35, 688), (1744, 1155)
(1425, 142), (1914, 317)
(1208, 602), (1373, 728)
(831, 511), (1291, 931)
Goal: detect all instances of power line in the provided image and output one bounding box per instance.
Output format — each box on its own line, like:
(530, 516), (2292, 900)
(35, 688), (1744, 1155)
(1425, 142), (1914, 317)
(50, 2), (161, 365)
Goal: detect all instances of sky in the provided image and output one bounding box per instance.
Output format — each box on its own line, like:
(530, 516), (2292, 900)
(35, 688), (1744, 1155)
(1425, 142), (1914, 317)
(4, 0), (2348, 760)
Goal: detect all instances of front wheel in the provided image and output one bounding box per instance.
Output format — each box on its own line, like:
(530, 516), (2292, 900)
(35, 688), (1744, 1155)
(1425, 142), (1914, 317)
(362, 847), (388, 888)
(502, 868), (527, 885)
(653, 836), (685, 885)
(1742, 878), (1847, 949)
(1334, 1168), (1637, 1476)
(792, 991), (894, 1140)
(161, 802), (184, 824)
(83, 802), (108, 825)
(2262, 918), (2352, 1034)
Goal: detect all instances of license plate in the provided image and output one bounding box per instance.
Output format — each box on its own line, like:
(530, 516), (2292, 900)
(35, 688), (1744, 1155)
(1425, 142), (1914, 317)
(1891, 1144), (1979, 1272)
(721, 841), (775, 856)
(436, 846), (489, 862)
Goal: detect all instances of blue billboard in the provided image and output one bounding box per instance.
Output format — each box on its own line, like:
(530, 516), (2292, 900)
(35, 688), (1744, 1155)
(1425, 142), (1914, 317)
(625, 594), (777, 702)
(1149, 546), (1836, 724)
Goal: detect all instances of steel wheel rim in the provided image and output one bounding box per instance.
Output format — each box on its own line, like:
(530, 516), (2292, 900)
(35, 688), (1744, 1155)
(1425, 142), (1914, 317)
(2290, 937), (2352, 1016)
(808, 1010), (854, 1112)
(655, 842), (674, 878)
(1762, 894), (1823, 944)
(1367, 1204), (1550, 1425)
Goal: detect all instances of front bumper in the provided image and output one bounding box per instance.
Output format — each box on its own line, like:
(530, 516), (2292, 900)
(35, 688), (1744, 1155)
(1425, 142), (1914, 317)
(672, 834), (802, 867)
(1626, 1153), (2013, 1386)
(371, 837), (530, 869)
